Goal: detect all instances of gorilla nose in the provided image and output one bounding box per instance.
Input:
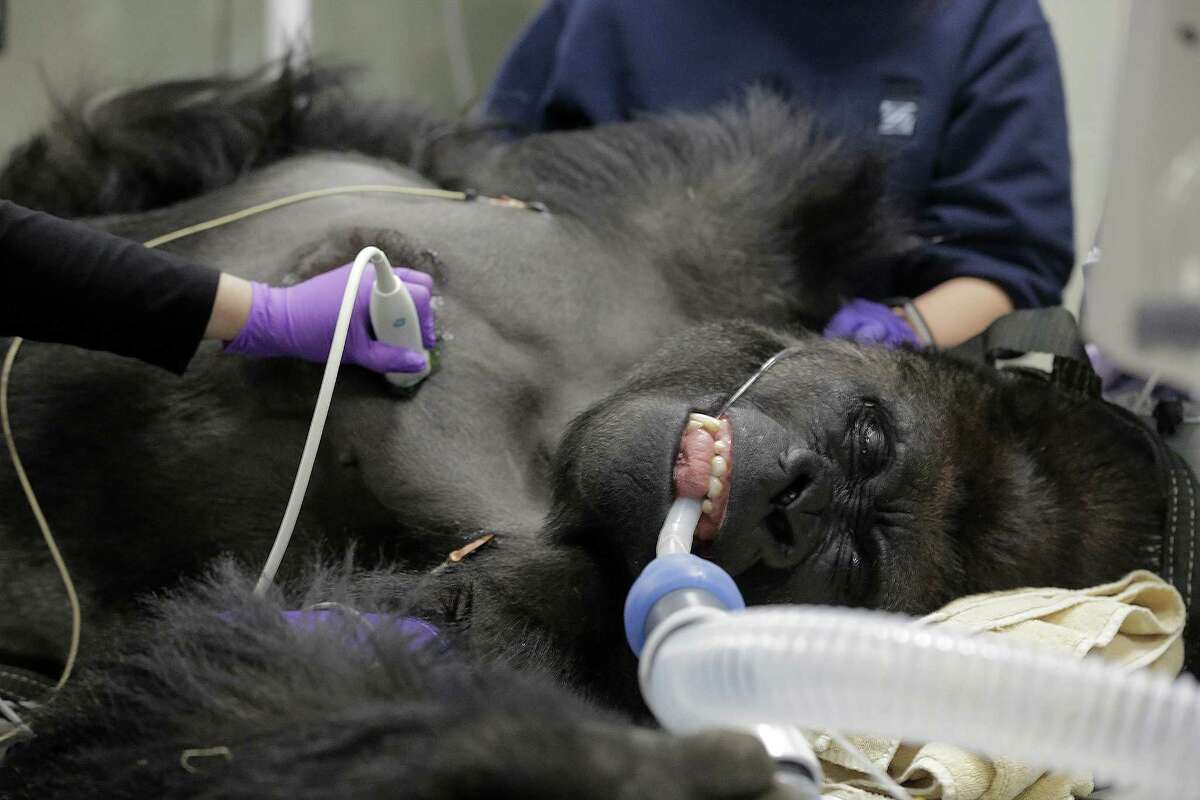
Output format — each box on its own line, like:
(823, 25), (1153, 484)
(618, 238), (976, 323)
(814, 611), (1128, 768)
(773, 447), (833, 512)
(759, 447), (832, 569)
(708, 406), (834, 577)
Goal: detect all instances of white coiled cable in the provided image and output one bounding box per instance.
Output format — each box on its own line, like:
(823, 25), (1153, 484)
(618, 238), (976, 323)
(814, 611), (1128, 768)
(640, 605), (1200, 798)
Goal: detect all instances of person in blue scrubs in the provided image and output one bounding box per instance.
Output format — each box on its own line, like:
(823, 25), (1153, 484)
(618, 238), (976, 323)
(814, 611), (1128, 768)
(483, 0), (1074, 348)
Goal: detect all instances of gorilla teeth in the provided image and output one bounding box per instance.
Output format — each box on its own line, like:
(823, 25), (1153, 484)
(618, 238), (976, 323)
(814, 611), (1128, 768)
(676, 412), (732, 536)
(710, 455), (728, 477)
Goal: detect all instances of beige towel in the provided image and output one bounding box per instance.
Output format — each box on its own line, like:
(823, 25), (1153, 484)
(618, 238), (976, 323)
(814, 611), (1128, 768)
(810, 570), (1187, 800)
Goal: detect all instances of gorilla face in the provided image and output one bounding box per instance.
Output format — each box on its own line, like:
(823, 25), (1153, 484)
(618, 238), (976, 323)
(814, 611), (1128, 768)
(549, 321), (1159, 618)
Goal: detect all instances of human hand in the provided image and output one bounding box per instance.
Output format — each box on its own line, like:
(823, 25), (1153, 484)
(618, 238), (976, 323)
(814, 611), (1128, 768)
(823, 298), (921, 348)
(225, 263), (437, 373)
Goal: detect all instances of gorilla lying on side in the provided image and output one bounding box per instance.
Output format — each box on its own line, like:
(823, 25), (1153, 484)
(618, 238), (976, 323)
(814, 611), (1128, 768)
(4, 322), (1194, 798)
(0, 68), (1195, 797)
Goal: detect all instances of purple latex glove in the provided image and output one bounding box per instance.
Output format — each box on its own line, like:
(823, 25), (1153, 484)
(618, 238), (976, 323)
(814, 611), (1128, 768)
(281, 609), (440, 651)
(225, 263), (436, 373)
(218, 608), (441, 653)
(823, 299), (921, 349)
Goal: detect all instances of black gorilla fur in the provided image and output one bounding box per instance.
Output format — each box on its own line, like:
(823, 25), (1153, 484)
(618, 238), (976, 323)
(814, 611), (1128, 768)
(0, 561), (789, 800)
(1, 63), (906, 331)
(0, 65), (1193, 798)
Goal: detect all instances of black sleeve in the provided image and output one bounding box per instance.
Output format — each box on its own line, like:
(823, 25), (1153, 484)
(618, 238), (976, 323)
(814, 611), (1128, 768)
(0, 200), (220, 374)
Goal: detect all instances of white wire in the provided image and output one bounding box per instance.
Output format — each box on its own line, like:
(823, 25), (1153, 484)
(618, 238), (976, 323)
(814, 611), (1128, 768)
(252, 247), (375, 596)
(0, 695), (32, 741)
(0, 699), (22, 728)
(1, 338), (82, 697)
(1132, 372), (1162, 416)
(824, 730), (911, 800)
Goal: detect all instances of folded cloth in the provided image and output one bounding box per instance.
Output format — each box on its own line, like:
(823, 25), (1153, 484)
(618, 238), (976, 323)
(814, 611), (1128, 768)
(810, 570), (1187, 800)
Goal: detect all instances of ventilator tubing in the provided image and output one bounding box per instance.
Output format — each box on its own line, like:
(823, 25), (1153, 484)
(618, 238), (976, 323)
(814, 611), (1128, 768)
(639, 604), (1200, 798)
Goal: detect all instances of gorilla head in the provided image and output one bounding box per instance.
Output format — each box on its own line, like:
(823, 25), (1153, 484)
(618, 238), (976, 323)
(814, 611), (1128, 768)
(549, 322), (1163, 618)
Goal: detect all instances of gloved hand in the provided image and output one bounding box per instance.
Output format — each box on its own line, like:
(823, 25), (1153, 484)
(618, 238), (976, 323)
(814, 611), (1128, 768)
(823, 298), (921, 348)
(225, 263), (436, 373)
(281, 609), (440, 651)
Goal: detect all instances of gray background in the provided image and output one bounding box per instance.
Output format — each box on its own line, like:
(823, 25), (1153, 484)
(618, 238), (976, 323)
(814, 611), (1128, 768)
(0, 1), (540, 151)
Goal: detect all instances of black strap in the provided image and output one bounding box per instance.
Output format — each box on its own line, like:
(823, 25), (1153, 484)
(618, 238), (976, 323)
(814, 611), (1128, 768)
(1110, 405), (1200, 674)
(949, 309), (1197, 670)
(1169, 448), (1200, 673)
(947, 308), (1101, 399)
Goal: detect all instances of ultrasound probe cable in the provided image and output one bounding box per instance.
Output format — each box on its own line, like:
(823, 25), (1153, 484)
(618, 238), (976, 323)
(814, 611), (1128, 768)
(0, 183), (538, 744)
(252, 245), (389, 595)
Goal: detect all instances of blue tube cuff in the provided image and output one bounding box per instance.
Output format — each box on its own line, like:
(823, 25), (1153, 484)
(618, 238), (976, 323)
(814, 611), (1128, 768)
(624, 553), (744, 655)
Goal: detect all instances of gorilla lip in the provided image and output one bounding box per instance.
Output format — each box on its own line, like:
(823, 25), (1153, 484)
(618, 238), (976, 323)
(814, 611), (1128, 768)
(672, 413), (732, 541)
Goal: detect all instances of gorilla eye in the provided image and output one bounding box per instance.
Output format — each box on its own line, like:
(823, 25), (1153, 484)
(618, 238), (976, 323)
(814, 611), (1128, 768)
(850, 402), (890, 477)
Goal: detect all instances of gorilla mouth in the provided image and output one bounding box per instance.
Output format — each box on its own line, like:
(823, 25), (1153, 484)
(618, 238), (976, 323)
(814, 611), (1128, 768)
(667, 404), (831, 578)
(672, 412), (733, 541)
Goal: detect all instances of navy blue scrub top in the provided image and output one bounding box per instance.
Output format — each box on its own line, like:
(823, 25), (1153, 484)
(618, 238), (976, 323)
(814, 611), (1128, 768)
(485, 0), (1075, 309)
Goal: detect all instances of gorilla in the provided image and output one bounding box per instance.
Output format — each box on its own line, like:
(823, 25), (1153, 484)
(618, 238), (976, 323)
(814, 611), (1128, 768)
(0, 66), (1193, 798)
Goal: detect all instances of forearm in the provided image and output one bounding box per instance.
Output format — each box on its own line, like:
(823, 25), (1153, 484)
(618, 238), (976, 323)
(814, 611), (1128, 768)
(0, 200), (220, 373)
(204, 273), (254, 341)
(906, 277), (1014, 348)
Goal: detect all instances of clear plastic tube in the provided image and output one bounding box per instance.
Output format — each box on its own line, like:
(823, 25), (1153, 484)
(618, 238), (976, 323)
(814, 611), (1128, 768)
(657, 497), (703, 556)
(639, 605), (1200, 798)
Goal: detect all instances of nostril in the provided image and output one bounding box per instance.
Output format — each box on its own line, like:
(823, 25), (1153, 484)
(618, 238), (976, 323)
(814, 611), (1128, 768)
(760, 504), (817, 569)
(765, 506), (796, 542)
(793, 474), (832, 513)
(773, 484), (803, 508)
(758, 448), (833, 569)
(773, 447), (832, 514)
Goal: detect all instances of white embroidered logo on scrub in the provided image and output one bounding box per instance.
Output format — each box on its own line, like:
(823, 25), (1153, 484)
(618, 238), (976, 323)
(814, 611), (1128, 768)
(879, 98), (918, 137)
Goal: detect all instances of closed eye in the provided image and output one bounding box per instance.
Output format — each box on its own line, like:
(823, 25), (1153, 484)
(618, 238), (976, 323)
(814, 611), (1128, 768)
(850, 401), (891, 477)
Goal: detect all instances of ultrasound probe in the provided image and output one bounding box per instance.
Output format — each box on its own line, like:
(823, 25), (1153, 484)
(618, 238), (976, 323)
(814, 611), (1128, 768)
(367, 248), (432, 388)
